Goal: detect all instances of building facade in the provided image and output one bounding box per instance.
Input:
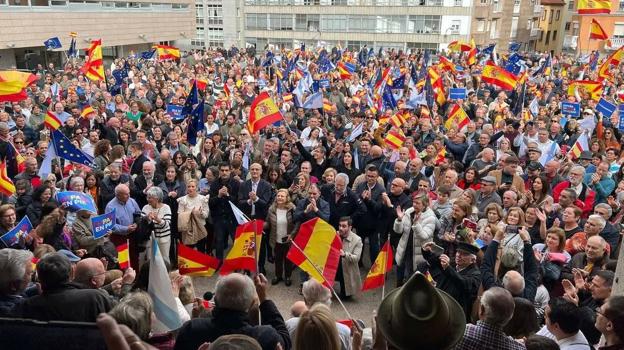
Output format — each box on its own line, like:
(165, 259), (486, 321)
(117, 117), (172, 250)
(536, 0), (565, 54)
(470, 0), (541, 51)
(237, 0), (473, 52)
(191, 0), (241, 49)
(564, 0), (624, 54)
(0, 0), (194, 69)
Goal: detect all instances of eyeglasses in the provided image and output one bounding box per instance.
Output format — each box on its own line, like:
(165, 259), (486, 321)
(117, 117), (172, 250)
(14, 141), (23, 144)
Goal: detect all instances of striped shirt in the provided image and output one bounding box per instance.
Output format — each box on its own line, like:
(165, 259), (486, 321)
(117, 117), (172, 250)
(142, 204), (172, 238)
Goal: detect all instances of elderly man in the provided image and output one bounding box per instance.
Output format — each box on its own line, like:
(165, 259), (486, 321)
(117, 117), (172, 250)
(12, 253), (115, 322)
(336, 217), (362, 299)
(544, 160), (564, 189)
(439, 169), (463, 201)
(454, 287), (526, 349)
(476, 176), (502, 218)
(105, 183), (141, 267)
(132, 160), (163, 209)
(14, 157), (41, 188)
(472, 147), (497, 177)
(99, 164), (133, 209)
(562, 236), (610, 282)
(406, 157), (426, 194)
(286, 279), (352, 350)
(174, 273), (290, 350)
(0, 249), (34, 316)
(584, 161), (616, 205)
(164, 131), (190, 156)
(566, 214), (607, 256)
(592, 204), (620, 257)
(73, 258), (107, 289)
(321, 173), (366, 230)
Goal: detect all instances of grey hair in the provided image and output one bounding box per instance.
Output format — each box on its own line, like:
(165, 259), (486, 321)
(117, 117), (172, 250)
(588, 214), (607, 230)
(0, 249), (33, 294)
(146, 186), (164, 202)
(108, 291), (153, 340)
(570, 165), (586, 176)
(114, 183), (129, 195)
(69, 176), (84, 189)
(167, 131), (177, 140)
(108, 163), (122, 172)
(214, 273), (256, 312)
(481, 287), (515, 326)
(595, 203), (613, 218)
(502, 271), (526, 295)
(335, 173), (350, 186)
(142, 160), (156, 170)
(302, 279), (332, 308)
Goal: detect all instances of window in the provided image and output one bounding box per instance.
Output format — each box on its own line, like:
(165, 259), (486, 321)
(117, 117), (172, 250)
(477, 19), (486, 31)
(552, 30), (557, 40)
(321, 15), (347, 32)
(246, 13), (268, 30)
(568, 0), (574, 9)
(555, 10), (560, 20)
(407, 15), (441, 34)
(539, 30), (543, 41)
(208, 28), (224, 47)
(207, 5), (223, 25)
(349, 15), (377, 32)
(295, 14), (319, 31)
(620, 0), (624, 11)
(493, 0), (501, 12)
(514, 0), (520, 13)
(541, 9), (546, 21)
(510, 17), (518, 38)
(490, 18), (498, 38)
(549, 9), (553, 23)
(268, 14), (293, 30)
(545, 30), (550, 44)
(480, 0), (488, 4)
(454, 0), (462, 5)
(613, 23), (624, 38)
(565, 22), (571, 31)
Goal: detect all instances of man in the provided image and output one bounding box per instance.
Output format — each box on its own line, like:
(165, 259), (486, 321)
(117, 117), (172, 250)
(593, 204), (620, 257)
(463, 132), (491, 167)
(423, 241), (481, 322)
(502, 190), (519, 214)
(584, 161), (615, 204)
(286, 279), (352, 350)
(278, 148), (298, 186)
(164, 131), (190, 156)
(562, 236), (610, 281)
(95, 113), (121, 145)
(12, 253), (115, 322)
(476, 176), (502, 218)
(354, 165), (385, 265)
(294, 183), (330, 224)
(99, 164), (133, 209)
(438, 169), (463, 201)
(238, 163), (274, 274)
(10, 115), (36, 145)
(132, 161), (163, 209)
(381, 178), (410, 248)
(321, 173), (366, 229)
(14, 157), (41, 188)
(72, 258), (107, 289)
(129, 141), (149, 177)
(594, 296), (624, 349)
(252, 139), (278, 170)
(472, 147), (496, 177)
(209, 162), (241, 261)
(174, 273), (290, 350)
(105, 184), (140, 266)
(454, 287), (526, 349)
(0, 249), (34, 316)
(405, 157), (426, 194)
(336, 217), (362, 299)
(383, 160), (408, 191)
(544, 160), (564, 189)
(536, 128), (561, 157)
(544, 298), (590, 349)
(524, 161), (544, 189)
(488, 155), (525, 194)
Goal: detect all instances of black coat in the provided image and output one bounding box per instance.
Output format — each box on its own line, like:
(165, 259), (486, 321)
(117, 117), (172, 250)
(209, 177), (240, 223)
(238, 179), (274, 220)
(130, 154), (150, 178)
(173, 301), (291, 350)
(132, 174), (165, 209)
(481, 240), (538, 302)
(353, 181), (385, 233)
(321, 186), (366, 229)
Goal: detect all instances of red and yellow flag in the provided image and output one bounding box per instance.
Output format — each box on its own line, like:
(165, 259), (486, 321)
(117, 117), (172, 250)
(466, 38), (477, 66)
(578, 0), (611, 14)
(220, 220), (264, 274)
(590, 19), (609, 40)
(438, 56), (457, 74)
(384, 129), (406, 150)
(247, 91), (282, 135)
(361, 241), (393, 291)
(178, 243), (220, 277)
(389, 111), (407, 128)
(323, 98), (333, 112)
(428, 68), (446, 106)
(287, 218), (342, 287)
(435, 147), (448, 165)
(44, 110), (62, 130)
(567, 80), (603, 101)
(81, 39), (105, 81)
(31, 257), (39, 271)
(482, 63), (518, 91)
(155, 45), (181, 61)
(223, 83), (231, 98)
(0, 71), (37, 102)
(444, 104), (470, 131)
(117, 243), (129, 269)
(80, 105), (96, 119)
(447, 40), (472, 52)
(0, 161), (15, 197)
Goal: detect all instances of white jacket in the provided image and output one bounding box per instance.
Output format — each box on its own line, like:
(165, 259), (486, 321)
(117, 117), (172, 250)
(393, 207), (438, 267)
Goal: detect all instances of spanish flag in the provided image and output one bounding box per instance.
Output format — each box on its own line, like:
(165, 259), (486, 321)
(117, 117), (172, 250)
(178, 243), (220, 277)
(590, 19), (609, 40)
(287, 218), (342, 287)
(444, 104), (470, 131)
(44, 111), (62, 130)
(0, 161), (15, 197)
(81, 39), (105, 82)
(568, 132), (589, 159)
(447, 40), (472, 52)
(420, 105), (431, 119)
(117, 242), (129, 269)
(223, 83), (231, 98)
(438, 56), (457, 74)
(578, 0), (611, 14)
(194, 79), (207, 91)
(8, 141), (25, 173)
(323, 99), (333, 112)
(481, 62), (518, 91)
(428, 68), (446, 106)
(247, 91), (282, 135)
(0, 71), (38, 102)
(80, 105), (96, 119)
(361, 241), (393, 291)
(466, 38), (477, 66)
(220, 220), (264, 274)
(384, 129), (406, 150)
(336, 61), (356, 80)
(31, 257), (39, 271)
(435, 147), (448, 165)
(155, 45), (181, 61)
(567, 80), (603, 101)
(389, 111), (407, 128)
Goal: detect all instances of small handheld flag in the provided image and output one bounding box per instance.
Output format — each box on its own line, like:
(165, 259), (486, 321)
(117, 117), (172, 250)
(0, 71), (38, 103)
(589, 19), (609, 40)
(220, 220), (264, 274)
(44, 37), (62, 50)
(178, 243), (220, 277)
(117, 242), (130, 269)
(0, 161), (15, 197)
(362, 241), (393, 291)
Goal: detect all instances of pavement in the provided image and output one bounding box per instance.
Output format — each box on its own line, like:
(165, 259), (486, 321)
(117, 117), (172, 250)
(192, 245), (396, 324)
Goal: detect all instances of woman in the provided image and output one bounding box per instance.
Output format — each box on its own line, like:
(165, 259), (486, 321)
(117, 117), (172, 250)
(142, 187), (172, 266)
(295, 304), (341, 350)
(265, 166), (288, 191)
(195, 137), (223, 172)
(322, 168), (337, 186)
(301, 127), (321, 151)
(199, 167), (217, 195)
(93, 139), (112, 174)
(26, 185), (55, 228)
(499, 207), (529, 270)
(118, 129), (131, 153)
(457, 167), (481, 191)
(204, 114), (219, 136)
(437, 200), (473, 263)
(525, 205), (547, 245)
(110, 144), (130, 174)
(265, 189), (296, 286)
(152, 126), (165, 153)
(598, 126), (621, 152)
(335, 152), (360, 186)
(523, 175), (553, 208)
(477, 202), (505, 239)
(72, 209), (117, 263)
(159, 165), (186, 263)
(37, 207), (84, 256)
(288, 172), (310, 204)
(177, 179), (210, 253)
(561, 205), (583, 238)
(459, 189), (479, 222)
(112, 94), (129, 112)
(496, 137), (513, 161)
(0, 204), (34, 250)
(394, 192), (438, 287)
(84, 172), (101, 213)
(172, 151), (185, 169)
(532, 227), (571, 294)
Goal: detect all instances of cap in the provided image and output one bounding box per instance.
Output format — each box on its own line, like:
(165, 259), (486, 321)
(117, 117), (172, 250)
(527, 161), (544, 171)
(457, 242), (480, 255)
(583, 108), (595, 116)
(481, 175), (496, 184)
(57, 249), (81, 263)
(527, 147), (542, 154)
(579, 150), (593, 160)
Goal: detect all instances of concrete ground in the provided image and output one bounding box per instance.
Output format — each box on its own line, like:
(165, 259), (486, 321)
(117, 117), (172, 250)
(192, 245), (396, 324)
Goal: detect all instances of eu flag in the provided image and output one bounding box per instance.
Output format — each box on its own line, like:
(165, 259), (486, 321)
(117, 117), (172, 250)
(67, 37), (77, 58)
(141, 49), (155, 60)
(382, 86), (397, 110)
(186, 100), (205, 146)
(181, 82), (198, 117)
(44, 37), (62, 50)
(51, 129), (95, 168)
(509, 42), (521, 52)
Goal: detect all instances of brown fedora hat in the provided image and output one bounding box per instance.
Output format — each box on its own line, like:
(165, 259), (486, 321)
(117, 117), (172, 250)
(377, 272), (466, 350)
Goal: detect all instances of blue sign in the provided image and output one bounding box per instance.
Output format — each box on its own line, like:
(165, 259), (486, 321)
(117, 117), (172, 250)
(449, 88), (467, 100)
(0, 216), (33, 247)
(92, 210), (116, 239)
(57, 191), (97, 213)
(596, 98), (616, 118)
(166, 104), (184, 120)
(561, 102), (580, 117)
(318, 79), (330, 88)
(619, 105), (624, 132)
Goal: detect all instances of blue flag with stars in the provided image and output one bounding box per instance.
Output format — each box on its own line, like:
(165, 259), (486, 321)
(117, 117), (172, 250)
(51, 129), (95, 168)
(181, 82), (198, 117)
(186, 100), (205, 146)
(44, 37), (62, 50)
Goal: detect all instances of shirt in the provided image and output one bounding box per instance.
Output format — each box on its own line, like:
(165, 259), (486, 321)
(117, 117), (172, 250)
(105, 197), (141, 235)
(454, 320), (526, 350)
(558, 331), (591, 350)
(275, 208), (288, 242)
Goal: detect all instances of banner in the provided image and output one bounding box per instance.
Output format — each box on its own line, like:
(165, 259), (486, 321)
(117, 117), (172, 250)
(449, 87), (467, 100)
(619, 105), (624, 132)
(92, 210), (116, 239)
(0, 216), (33, 247)
(596, 98), (616, 118)
(56, 191), (97, 213)
(166, 104), (184, 120)
(561, 101), (580, 117)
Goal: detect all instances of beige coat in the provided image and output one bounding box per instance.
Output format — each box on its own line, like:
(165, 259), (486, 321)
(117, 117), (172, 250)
(340, 231), (363, 297)
(487, 169), (525, 194)
(264, 202), (297, 249)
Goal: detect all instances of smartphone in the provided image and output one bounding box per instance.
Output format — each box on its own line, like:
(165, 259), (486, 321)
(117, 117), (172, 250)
(462, 218), (477, 230)
(505, 225), (519, 234)
(431, 244), (445, 255)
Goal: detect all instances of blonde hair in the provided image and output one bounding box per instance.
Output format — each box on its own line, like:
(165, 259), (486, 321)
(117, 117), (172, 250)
(108, 291), (153, 340)
(294, 304), (341, 350)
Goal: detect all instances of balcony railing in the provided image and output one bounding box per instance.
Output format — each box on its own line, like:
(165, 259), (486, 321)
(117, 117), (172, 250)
(530, 27), (541, 37)
(606, 37), (624, 50)
(534, 4), (541, 13)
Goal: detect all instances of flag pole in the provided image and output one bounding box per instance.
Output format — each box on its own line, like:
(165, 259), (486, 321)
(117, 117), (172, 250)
(290, 241), (353, 320)
(381, 234), (390, 301)
(126, 238), (131, 270)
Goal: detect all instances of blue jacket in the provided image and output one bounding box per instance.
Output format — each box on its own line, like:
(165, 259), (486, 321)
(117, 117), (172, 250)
(584, 174), (615, 204)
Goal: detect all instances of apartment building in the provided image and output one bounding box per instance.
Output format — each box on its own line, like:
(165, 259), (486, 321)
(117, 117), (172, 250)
(536, 0), (565, 54)
(471, 0), (541, 51)
(0, 0), (194, 69)
(564, 0), (624, 54)
(191, 0), (241, 48)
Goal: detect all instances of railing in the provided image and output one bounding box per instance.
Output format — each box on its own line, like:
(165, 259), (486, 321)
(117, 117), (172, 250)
(606, 37), (624, 50)
(534, 4), (541, 13)
(530, 27), (540, 37)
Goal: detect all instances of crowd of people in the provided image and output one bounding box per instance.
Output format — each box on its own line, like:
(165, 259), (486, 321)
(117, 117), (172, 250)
(0, 44), (623, 349)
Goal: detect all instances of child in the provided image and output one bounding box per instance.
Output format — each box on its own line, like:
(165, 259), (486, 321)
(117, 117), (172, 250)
(431, 185), (452, 219)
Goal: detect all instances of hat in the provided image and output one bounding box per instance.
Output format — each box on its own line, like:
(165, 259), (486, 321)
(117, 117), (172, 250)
(377, 272), (466, 350)
(57, 249), (81, 263)
(504, 155), (520, 164)
(579, 151), (593, 160)
(583, 108), (595, 116)
(457, 241), (481, 255)
(527, 161), (544, 171)
(481, 175), (496, 184)
(527, 147), (542, 154)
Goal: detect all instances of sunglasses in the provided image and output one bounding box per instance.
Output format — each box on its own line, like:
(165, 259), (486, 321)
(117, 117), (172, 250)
(14, 141), (24, 144)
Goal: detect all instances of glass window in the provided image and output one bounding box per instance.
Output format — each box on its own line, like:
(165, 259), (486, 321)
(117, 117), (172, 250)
(50, 0), (67, 5)
(477, 19), (485, 31)
(407, 15), (440, 34)
(552, 30), (557, 40)
(613, 23), (624, 38)
(511, 16), (518, 38)
(555, 10), (560, 20)
(321, 15), (347, 32)
(246, 13), (268, 30)
(545, 30), (550, 44)
(207, 5), (223, 25)
(268, 14), (293, 30)
(7, 0), (27, 6)
(30, 0), (49, 6)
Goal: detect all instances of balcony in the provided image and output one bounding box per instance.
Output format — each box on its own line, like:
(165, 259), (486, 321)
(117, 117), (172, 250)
(534, 4), (542, 13)
(606, 37), (624, 50)
(530, 27), (541, 37)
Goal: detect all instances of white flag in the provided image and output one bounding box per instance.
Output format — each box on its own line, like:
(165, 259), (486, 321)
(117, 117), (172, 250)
(148, 236), (183, 333)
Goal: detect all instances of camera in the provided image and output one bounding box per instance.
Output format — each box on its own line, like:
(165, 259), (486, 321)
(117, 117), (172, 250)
(505, 225), (518, 234)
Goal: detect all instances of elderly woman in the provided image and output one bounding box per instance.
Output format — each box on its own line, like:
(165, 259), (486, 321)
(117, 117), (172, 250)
(177, 179), (210, 252)
(142, 187), (172, 266)
(71, 209), (118, 263)
(265, 189), (297, 286)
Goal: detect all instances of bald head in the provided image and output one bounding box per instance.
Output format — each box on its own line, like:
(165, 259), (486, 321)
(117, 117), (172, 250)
(290, 301), (308, 317)
(394, 160), (407, 175)
(73, 258), (106, 289)
(390, 178), (406, 195)
(502, 270), (525, 296)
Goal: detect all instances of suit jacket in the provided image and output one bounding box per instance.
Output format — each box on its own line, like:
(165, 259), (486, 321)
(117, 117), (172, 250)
(487, 169), (525, 194)
(132, 174), (164, 209)
(238, 179), (274, 220)
(130, 154), (150, 177)
(294, 197), (330, 225)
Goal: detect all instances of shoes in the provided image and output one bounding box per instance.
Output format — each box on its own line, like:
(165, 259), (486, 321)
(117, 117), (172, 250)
(271, 277), (282, 285)
(284, 278), (292, 286)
